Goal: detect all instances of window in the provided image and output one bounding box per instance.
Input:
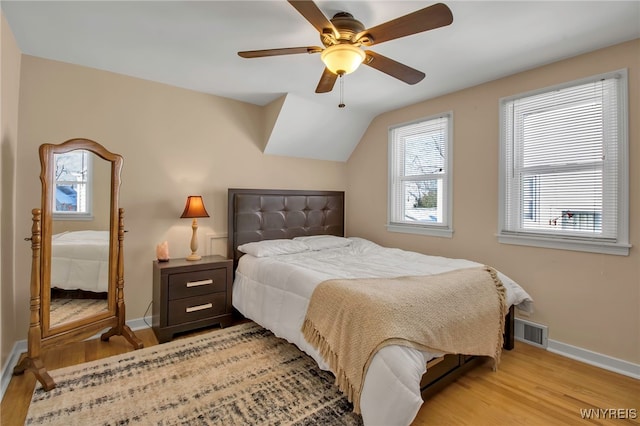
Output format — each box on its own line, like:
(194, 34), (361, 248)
(53, 150), (93, 220)
(499, 70), (629, 255)
(388, 112), (453, 237)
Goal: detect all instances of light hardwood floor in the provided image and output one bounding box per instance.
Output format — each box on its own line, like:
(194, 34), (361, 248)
(2, 326), (638, 426)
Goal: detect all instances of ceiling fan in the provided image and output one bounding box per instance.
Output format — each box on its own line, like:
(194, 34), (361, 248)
(238, 1), (453, 94)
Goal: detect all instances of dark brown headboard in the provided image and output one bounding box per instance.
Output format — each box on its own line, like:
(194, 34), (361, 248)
(227, 189), (345, 269)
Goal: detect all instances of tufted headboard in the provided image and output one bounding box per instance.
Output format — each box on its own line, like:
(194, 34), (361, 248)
(227, 189), (345, 269)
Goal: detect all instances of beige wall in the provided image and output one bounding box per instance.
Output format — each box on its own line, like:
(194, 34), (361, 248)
(5, 17), (638, 372)
(346, 39), (640, 364)
(1, 12), (22, 371)
(13, 55), (347, 344)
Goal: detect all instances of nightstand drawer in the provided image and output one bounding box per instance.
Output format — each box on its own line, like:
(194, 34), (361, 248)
(168, 268), (227, 300)
(167, 293), (226, 326)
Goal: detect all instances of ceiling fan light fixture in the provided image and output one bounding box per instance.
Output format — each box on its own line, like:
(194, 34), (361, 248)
(320, 44), (366, 75)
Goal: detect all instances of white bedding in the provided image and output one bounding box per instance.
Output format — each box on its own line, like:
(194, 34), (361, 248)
(232, 237), (533, 426)
(51, 230), (110, 293)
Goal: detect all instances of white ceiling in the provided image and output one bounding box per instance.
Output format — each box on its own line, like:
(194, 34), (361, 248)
(3, 1), (639, 161)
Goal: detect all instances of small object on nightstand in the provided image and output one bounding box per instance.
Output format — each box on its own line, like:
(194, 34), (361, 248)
(152, 255), (233, 343)
(156, 241), (170, 262)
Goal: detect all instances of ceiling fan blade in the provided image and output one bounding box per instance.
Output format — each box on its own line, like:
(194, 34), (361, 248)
(315, 68), (338, 93)
(364, 51), (425, 85)
(238, 46), (322, 58)
(288, 0), (340, 39)
(356, 3), (453, 46)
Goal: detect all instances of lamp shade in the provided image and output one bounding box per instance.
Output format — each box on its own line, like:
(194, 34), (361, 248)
(180, 195), (210, 219)
(320, 44), (366, 75)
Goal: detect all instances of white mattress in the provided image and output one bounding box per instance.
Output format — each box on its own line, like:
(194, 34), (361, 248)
(51, 230), (110, 293)
(232, 237), (533, 426)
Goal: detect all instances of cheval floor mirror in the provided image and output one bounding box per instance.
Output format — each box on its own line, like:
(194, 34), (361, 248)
(13, 138), (143, 390)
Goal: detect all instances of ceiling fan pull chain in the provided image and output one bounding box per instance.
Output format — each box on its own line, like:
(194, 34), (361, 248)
(338, 73), (346, 108)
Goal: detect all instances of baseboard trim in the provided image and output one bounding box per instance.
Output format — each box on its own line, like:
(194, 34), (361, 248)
(547, 339), (640, 380)
(0, 339), (28, 401)
(0, 316), (152, 400)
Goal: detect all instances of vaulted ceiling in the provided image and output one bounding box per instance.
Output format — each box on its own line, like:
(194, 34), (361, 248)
(3, 1), (639, 161)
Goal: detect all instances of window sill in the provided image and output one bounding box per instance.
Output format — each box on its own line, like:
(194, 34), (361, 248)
(386, 223), (453, 238)
(497, 233), (630, 256)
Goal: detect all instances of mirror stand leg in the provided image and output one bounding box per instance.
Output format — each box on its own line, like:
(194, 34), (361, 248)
(18, 209), (55, 391)
(13, 356), (56, 391)
(100, 300), (144, 349)
(101, 207), (144, 350)
(100, 324), (143, 349)
(120, 325), (144, 349)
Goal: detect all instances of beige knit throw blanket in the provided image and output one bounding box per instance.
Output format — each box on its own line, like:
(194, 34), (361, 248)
(301, 266), (506, 414)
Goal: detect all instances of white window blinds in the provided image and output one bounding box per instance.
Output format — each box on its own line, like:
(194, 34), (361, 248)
(500, 70), (629, 254)
(388, 113), (452, 237)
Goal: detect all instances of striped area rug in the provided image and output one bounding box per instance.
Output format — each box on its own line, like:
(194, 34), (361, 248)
(26, 322), (362, 425)
(49, 298), (107, 325)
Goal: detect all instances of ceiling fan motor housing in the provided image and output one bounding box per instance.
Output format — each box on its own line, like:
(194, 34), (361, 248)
(321, 12), (367, 46)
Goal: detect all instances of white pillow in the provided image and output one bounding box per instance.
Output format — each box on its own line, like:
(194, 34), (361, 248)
(293, 235), (352, 251)
(347, 237), (381, 253)
(238, 239), (309, 257)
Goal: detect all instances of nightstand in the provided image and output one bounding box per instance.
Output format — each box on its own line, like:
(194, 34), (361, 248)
(152, 255), (233, 343)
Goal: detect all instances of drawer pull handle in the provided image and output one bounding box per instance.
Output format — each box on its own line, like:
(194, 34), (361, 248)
(186, 279), (213, 288)
(186, 303), (213, 313)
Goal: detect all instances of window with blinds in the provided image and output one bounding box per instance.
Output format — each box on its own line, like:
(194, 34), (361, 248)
(499, 70), (629, 255)
(387, 112), (453, 237)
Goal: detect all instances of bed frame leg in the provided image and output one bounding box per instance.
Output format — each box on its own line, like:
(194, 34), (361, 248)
(503, 305), (515, 350)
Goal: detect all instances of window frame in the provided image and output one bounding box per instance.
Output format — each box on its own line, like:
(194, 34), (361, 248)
(387, 111), (454, 238)
(52, 150), (94, 221)
(498, 69), (630, 255)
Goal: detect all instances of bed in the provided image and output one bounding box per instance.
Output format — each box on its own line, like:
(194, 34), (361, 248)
(50, 230), (110, 295)
(227, 188), (533, 425)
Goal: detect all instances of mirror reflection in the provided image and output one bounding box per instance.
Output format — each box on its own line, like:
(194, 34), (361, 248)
(49, 150), (110, 327)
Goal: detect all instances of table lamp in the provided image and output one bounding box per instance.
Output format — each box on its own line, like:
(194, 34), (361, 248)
(180, 195), (209, 261)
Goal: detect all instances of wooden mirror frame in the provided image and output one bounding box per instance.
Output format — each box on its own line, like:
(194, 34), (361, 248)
(13, 138), (142, 391)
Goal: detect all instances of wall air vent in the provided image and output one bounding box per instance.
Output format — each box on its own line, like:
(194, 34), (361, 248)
(514, 318), (548, 348)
